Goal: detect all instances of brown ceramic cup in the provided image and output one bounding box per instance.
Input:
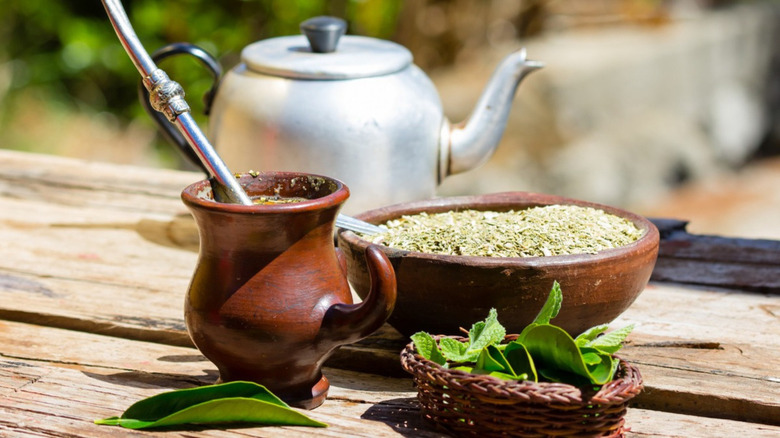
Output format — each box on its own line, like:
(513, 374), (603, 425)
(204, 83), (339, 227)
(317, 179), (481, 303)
(182, 172), (396, 409)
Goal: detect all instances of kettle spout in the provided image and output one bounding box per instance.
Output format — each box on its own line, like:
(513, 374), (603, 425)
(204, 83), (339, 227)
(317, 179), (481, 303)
(441, 48), (543, 180)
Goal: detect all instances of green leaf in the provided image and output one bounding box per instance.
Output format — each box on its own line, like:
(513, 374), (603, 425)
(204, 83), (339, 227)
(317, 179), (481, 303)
(439, 337), (471, 363)
(406, 286), (628, 387)
(581, 351), (602, 365)
(475, 345), (514, 375)
(437, 309), (508, 364)
(516, 323), (539, 344)
(411, 332), (447, 366)
(451, 366), (528, 382)
(503, 341), (538, 382)
(467, 308), (506, 355)
(585, 324), (635, 354)
(574, 324), (610, 347)
(580, 347), (616, 378)
(486, 371), (526, 381)
(531, 281), (563, 325)
(521, 324), (615, 385)
(506, 372), (529, 381)
(94, 381), (326, 429)
(537, 368), (591, 387)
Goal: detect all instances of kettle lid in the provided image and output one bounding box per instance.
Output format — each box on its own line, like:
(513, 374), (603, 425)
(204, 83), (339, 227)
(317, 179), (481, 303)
(241, 16), (412, 80)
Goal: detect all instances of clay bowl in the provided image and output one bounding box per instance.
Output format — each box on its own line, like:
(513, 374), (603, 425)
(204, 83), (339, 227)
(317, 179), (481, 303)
(337, 192), (659, 337)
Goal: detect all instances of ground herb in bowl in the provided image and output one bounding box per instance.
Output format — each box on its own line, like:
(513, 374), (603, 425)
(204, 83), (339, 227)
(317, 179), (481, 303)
(366, 205), (643, 257)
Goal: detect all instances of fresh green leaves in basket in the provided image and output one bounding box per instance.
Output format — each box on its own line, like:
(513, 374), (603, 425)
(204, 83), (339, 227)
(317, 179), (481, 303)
(410, 332), (447, 366)
(410, 281), (634, 386)
(95, 381), (327, 430)
(411, 308), (506, 366)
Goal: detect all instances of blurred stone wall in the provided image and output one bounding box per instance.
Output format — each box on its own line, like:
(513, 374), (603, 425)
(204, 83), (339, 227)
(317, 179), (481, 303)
(422, 1), (779, 209)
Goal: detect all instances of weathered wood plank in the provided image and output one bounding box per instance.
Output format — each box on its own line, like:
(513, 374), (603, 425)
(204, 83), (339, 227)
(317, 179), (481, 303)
(0, 152), (198, 347)
(0, 320), (444, 437)
(336, 288), (780, 426)
(620, 348), (780, 425)
(652, 218), (780, 264)
(649, 218), (780, 291)
(0, 363), (437, 438)
(651, 257), (780, 291)
(0, 149), (197, 210)
(10, 358), (777, 438)
(3, 320), (779, 437)
(1, 150), (779, 427)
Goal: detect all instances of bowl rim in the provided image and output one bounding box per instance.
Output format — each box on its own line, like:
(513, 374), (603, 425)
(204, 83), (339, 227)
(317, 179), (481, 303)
(338, 191), (659, 266)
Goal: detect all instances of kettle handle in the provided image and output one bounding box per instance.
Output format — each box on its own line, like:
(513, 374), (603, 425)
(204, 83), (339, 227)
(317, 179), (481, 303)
(137, 42), (222, 173)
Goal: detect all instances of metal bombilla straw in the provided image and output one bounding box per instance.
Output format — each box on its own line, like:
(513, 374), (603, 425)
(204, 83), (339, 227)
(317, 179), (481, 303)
(100, 0), (383, 234)
(101, 0), (249, 205)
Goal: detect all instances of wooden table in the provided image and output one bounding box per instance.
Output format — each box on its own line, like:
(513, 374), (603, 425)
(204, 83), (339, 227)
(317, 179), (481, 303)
(0, 149), (778, 437)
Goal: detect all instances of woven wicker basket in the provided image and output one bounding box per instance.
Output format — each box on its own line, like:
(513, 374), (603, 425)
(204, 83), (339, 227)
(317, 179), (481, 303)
(400, 335), (643, 438)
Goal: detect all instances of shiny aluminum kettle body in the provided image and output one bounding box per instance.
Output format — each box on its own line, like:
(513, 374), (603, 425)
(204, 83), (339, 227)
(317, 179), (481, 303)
(142, 16), (542, 214)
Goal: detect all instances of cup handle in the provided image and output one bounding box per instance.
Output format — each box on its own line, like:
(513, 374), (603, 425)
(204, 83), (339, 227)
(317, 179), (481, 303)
(321, 245), (397, 344)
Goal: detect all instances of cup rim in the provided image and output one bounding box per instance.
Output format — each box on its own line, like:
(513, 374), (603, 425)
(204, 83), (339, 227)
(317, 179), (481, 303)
(181, 171), (350, 214)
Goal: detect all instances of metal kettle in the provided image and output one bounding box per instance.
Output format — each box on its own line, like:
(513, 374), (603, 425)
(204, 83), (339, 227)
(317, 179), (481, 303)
(143, 16), (542, 214)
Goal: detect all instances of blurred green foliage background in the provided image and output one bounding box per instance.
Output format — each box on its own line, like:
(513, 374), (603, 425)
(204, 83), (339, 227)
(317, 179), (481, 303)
(0, 0), (717, 169)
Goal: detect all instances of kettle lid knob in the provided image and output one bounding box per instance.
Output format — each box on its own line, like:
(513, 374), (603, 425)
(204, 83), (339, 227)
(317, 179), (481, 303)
(300, 16), (347, 53)
(242, 16), (410, 79)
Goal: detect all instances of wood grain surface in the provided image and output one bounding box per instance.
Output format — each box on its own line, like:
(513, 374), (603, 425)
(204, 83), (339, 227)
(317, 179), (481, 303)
(2, 320), (778, 437)
(1, 150), (779, 436)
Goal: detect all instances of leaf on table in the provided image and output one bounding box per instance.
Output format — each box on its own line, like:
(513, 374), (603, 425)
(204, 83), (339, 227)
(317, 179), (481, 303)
(94, 381), (327, 430)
